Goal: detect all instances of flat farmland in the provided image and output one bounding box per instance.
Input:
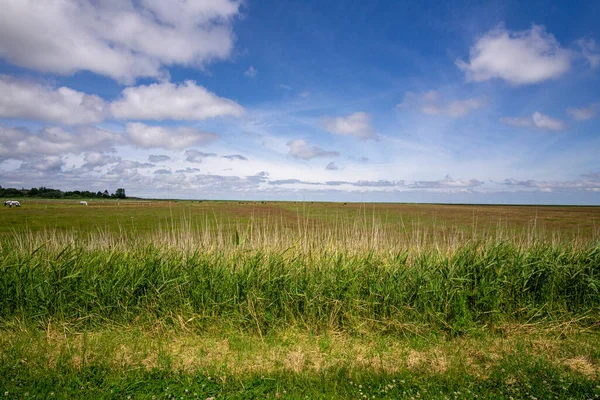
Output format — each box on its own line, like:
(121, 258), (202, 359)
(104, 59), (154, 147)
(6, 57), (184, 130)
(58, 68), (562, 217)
(1, 199), (598, 239)
(1, 200), (599, 398)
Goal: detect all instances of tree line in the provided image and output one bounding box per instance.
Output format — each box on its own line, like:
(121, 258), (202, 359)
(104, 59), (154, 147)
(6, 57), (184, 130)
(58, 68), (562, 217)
(0, 186), (126, 199)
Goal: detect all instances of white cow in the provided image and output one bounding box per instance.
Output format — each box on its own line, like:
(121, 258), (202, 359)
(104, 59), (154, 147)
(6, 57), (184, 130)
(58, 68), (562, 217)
(4, 200), (12, 207)
(80, 201), (88, 206)
(6, 201), (20, 207)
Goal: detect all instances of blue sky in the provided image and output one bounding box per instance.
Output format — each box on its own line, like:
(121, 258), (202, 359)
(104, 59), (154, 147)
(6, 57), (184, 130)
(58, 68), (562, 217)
(0, 0), (599, 204)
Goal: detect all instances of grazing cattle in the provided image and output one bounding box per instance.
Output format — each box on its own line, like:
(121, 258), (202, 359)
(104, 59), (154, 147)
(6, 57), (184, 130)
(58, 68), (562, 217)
(4, 200), (12, 207)
(80, 201), (88, 206)
(6, 201), (20, 207)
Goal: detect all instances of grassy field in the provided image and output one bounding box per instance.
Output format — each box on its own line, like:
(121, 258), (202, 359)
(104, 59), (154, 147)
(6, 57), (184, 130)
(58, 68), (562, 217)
(1, 199), (599, 398)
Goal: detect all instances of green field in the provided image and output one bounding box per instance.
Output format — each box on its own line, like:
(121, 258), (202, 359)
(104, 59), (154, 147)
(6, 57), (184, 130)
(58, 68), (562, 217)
(1, 200), (599, 398)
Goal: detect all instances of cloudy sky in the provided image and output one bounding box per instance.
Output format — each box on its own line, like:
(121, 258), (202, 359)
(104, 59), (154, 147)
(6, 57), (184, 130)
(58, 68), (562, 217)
(0, 0), (599, 204)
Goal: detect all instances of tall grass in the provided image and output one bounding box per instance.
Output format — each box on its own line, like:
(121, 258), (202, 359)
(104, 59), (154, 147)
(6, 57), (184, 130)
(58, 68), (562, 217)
(1, 211), (598, 334)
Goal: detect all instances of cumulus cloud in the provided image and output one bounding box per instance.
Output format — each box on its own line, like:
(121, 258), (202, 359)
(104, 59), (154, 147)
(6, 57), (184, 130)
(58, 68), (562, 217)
(410, 175), (483, 189)
(567, 103), (599, 121)
(322, 112), (377, 139)
(107, 160), (155, 175)
(0, 76), (105, 124)
(287, 140), (339, 160)
(399, 91), (485, 118)
(125, 122), (219, 149)
(0, 125), (120, 157)
(82, 152), (121, 170)
(20, 156), (65, 172)
(148, 154), (171, 163)
(501, 112), (566, 130)
(325, 162), (339, 171)
(154, 169), (172, 175)
(185, 150), (218, 163)
(244, 66), (258, 78)
(0, 0), (242, 83)
(456, 24), (571, 85)
(111, 81), (244, 121)
(222, 154), (248, 161)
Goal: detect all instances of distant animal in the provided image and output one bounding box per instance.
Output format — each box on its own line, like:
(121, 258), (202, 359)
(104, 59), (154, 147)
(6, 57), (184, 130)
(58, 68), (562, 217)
(6, 201), (20, 207)
(4, 200), (12, 207)
(80, 201), (88, 206)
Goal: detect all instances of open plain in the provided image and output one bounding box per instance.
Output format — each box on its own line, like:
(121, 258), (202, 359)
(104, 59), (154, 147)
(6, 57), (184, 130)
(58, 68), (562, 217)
(1, 200), (599, 398)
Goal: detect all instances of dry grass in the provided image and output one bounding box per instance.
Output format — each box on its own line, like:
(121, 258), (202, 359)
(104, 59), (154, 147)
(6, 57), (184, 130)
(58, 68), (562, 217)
(2, 325), (598, 379)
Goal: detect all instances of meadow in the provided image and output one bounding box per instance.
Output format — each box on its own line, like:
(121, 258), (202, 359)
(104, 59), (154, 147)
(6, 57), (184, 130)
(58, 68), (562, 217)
(1, 199), (599, 399)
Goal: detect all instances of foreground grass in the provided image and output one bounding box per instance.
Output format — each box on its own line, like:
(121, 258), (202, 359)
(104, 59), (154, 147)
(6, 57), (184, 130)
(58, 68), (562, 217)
(1, 242), (599, 334)
(1, 202), (599, 397)
(1, 325), (600, 399)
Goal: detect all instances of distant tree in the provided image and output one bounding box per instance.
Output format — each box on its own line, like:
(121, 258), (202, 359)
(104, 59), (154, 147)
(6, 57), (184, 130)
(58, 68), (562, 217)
(3, 188), (22, 197)
(96, 191), (103, 198)
(29, 187), (39, 196)
(115, 188), (126, 199)
(103, 190), (110, 198)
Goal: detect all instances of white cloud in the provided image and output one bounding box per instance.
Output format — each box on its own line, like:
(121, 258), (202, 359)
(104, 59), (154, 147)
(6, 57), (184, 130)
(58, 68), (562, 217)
(500, 112), (566, 131)
(287, 140), (339, 160)
(400, 91), (485, 118)
(20, 156), (65, 172)
(0, 125), (120, 157)
(567, 103), (599, 121)
(410, 175), (483, 189)
(185, 150), (218, 163)
(0, 75), (105, 124)
(576, 38), (600, 68)
(111, 81), (243, 121)
(125, 122), (219, 149)
(322, 112), (377, 139)
(502, 177), (600, 191)
(82, 152), (121, 169)
(532, 112), (566, 131)
(456, 24), (571, 85)
(107, 160), (155, 175)
(244, 66), (258, 78)
(0, 0), (241, 83)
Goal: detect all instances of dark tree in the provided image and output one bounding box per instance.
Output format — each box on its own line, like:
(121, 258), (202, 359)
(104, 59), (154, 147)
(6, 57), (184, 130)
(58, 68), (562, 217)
(115, 188), (126, 199)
